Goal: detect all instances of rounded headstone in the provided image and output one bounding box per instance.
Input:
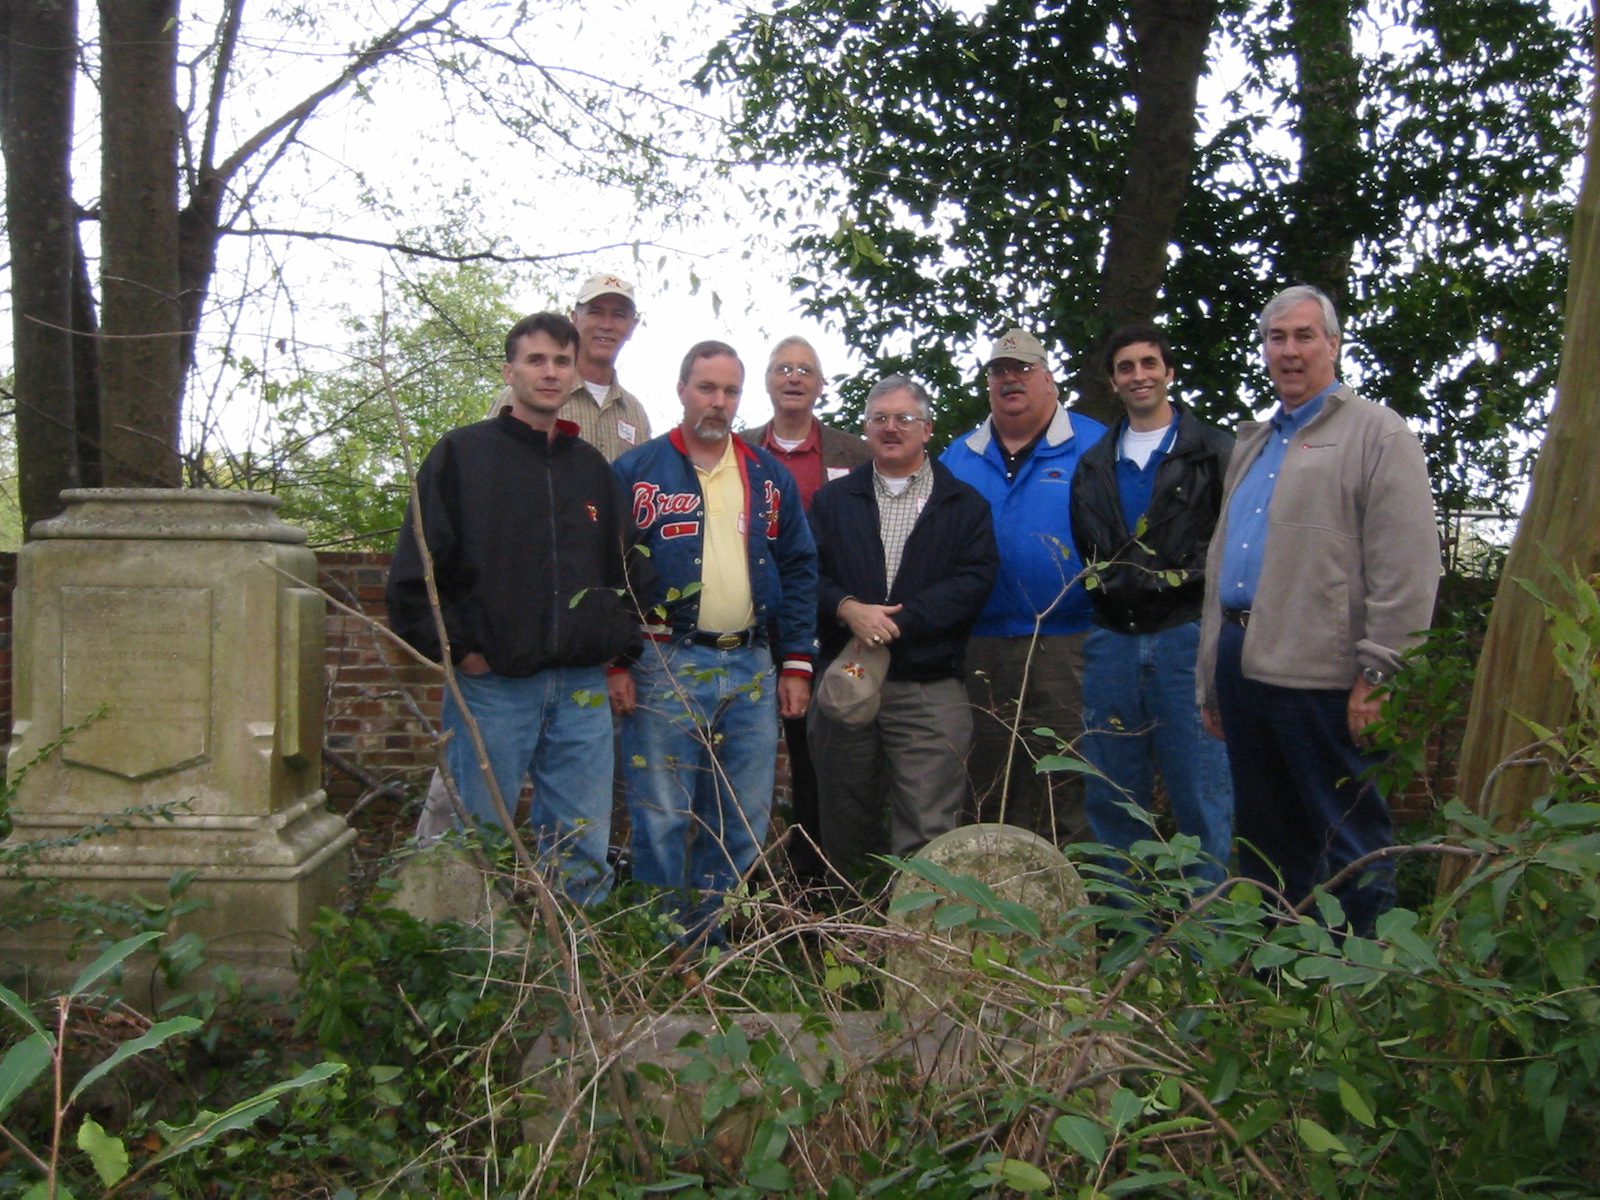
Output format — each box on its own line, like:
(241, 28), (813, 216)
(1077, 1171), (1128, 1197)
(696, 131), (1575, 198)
(885, 822), (1091, 1014)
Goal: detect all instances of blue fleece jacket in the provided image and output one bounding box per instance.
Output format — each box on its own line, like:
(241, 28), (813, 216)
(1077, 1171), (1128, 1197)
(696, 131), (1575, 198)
(940, 405), (1106, 638)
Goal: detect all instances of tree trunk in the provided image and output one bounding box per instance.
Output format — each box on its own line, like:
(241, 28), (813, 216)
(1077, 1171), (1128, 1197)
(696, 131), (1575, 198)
(1075, 0), (1218, 422)
(1283, 0), (1361, 316)
(1448, 8), (1600, 879)
(1, 0), (83, 530)
(98, 0), (183, 488)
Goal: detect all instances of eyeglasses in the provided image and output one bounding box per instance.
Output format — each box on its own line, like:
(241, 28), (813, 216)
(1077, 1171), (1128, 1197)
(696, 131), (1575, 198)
(772, 363), (815, 378)
(986, 360), (1039, 379)
(866, 412), (927, 428)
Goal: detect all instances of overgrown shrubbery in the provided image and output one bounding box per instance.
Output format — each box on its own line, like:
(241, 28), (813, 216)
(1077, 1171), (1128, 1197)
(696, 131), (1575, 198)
(2, 572), (1598, 1196)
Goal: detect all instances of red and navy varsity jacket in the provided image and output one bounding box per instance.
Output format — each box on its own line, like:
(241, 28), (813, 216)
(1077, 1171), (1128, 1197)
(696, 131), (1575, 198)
(612, 428), (818, 676)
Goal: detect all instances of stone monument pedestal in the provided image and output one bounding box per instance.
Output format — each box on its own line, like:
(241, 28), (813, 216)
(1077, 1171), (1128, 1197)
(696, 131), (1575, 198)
(1, 490), (354, 994)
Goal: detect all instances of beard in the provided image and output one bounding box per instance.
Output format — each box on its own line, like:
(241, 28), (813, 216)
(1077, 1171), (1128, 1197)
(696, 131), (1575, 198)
(692, 415), (729, 441)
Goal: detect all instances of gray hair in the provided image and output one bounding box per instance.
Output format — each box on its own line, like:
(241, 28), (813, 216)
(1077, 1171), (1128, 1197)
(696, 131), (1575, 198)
(865, 374), (933, 421)
(767, 335), (821, 374)
(1258, 285), (1340, 342)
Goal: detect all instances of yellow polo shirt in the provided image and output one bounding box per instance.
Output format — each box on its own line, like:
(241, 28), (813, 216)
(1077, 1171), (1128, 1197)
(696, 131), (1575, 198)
(695, 440), (755, 633)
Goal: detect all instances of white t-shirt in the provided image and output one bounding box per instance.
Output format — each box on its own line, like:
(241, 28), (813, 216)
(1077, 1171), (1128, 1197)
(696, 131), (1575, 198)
(1119, 422), (1172, 470)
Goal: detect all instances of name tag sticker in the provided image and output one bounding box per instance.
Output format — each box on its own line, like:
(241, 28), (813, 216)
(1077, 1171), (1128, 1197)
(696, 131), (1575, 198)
(618, 420), (637, 444)
(826, 466), (849, 480)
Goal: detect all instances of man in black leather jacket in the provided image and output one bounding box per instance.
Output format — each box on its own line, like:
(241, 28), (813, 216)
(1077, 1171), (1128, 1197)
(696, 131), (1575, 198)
(1069, 325), (1234, 893)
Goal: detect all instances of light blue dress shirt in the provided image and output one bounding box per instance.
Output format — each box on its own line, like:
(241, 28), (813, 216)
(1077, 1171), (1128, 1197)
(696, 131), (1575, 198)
(1217, 384), (1338, 607)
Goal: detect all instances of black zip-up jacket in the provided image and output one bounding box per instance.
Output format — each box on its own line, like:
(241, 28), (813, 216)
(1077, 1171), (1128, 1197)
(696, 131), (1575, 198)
(386, 414), (645, 675)
(810, 460), (998, 681)
(1069, 403), (1233, 635)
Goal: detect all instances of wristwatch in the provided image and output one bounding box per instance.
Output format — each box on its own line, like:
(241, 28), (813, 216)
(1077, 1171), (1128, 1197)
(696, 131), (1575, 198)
(1361, 666), (1388, 687)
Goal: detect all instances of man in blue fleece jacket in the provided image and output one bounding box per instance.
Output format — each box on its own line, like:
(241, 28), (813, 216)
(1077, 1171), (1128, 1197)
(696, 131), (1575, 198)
(941, 328), (1106, 843)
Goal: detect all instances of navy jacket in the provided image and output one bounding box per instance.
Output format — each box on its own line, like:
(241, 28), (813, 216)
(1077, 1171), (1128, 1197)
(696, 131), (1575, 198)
(1070, 402), (1233, 634)
(386, 415), (641, 675)
(810, 460), (998, 681)
(613, 428), (819, 673)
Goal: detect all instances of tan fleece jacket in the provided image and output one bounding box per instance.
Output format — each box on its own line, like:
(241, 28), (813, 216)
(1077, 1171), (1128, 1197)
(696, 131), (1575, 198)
(1197, 385), (1441, 706)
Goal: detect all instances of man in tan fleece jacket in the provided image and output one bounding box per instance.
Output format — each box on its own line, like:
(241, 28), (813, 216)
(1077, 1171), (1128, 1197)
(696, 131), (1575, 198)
(1198, 285), (1440, 936)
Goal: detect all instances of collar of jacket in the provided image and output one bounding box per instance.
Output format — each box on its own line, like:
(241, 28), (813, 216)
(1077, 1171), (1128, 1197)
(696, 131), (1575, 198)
(669, 424), (761, 467)
(1237, 383), (1354, 444)
(493, 412), (581, 445)
(836, 455), (948, 496)
(960, 403), (1076, 457)
(1083, 400), (1205, 468)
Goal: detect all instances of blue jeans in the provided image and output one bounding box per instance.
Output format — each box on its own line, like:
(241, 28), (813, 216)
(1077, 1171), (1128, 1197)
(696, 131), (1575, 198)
(1082, 623), (1234, 890)
(1213, 620), (1394, 935)
(623, 640), (778, 923)
(442, 666), (614, 906)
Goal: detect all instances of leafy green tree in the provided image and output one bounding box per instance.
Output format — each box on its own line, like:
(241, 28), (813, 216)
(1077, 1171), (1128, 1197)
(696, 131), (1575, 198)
(706, 0), (1586, 511)
(224, 264), (525, 549)
(0, 3), (709, 532)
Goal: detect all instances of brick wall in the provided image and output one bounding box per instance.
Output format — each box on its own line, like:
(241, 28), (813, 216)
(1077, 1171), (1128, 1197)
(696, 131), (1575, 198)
(317, 553), (441, 806)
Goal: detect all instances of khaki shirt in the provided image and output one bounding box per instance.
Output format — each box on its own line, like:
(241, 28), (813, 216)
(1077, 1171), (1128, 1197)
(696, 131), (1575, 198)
(491, 376), (651, 463)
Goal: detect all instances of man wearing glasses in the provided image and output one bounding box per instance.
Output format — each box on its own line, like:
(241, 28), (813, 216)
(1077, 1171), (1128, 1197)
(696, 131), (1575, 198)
(941, 329), (1107, 843)
(808, 376), (998, 877)
(740, 336), (870, 885)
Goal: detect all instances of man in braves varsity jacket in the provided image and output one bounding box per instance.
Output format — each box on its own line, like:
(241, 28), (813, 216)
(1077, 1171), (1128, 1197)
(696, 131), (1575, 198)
(612, 341), (818, 940)
(1069, 324), (1234, 891)
(386, 312), (642, 906)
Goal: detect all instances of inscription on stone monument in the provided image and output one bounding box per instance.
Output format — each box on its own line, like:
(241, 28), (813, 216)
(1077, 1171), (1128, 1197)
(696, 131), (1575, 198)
(60, 585), (213, 780)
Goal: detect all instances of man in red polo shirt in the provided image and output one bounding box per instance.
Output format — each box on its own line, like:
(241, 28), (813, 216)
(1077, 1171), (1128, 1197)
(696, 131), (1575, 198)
(740, 336), (869, 886)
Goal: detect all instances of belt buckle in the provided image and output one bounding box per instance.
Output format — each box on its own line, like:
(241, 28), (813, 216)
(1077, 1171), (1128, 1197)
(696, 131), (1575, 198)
(714, 631), (742, 650)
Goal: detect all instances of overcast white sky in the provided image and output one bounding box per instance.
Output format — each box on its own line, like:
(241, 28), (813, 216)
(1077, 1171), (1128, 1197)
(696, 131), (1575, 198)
(187, 0), (872, 448)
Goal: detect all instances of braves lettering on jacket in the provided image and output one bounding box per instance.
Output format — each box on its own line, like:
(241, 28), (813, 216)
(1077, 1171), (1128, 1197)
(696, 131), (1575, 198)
(613, 428), (819, 675)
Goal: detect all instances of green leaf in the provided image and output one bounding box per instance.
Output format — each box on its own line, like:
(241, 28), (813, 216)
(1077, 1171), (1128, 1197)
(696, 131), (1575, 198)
(1294, 1117), (1348, 1156)
(1052, 1114), (1107, 1163)
(1108, 1087), (1141, 1134)
(69, 1016), (202, 1104)
(1338, 1076), (1376, 1129)
(23, 1181), (75, 1200)
(149, 1062), (346, 1167)
(991, 1157), (1052, 1192)
(0, 1034), (53, 1118)
(932, 902), (979, 930)
(1035, 754), (1099, 776)
(78, 1115), (130, 1186)
(68, 931), (165, 997)
(746, 1158), (793, 1191)
(0, 982), (50, 1042)
(1543, 1091), (1570, 1145)
(1106, 1171), (1186, 1194)
(888, 889), (940, 915)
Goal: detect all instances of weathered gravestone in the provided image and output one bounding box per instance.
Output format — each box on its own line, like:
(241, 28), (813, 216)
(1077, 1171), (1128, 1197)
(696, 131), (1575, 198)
(519, 824), (1102, 1168)
(0, 490), (354, 992)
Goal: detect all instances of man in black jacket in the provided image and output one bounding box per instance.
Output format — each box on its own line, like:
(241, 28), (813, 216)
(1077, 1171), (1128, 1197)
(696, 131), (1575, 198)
(808, 376), (998, 876)
(386, 311), (641, 906)
(1069, 325), (1234, 891)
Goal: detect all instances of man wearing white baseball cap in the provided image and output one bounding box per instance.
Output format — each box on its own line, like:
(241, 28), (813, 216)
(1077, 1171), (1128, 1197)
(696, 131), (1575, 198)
(562, 272), (652, 461)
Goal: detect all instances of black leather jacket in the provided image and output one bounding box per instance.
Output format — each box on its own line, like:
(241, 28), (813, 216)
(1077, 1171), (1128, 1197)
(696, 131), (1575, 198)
(1069, 403), (1233, 634)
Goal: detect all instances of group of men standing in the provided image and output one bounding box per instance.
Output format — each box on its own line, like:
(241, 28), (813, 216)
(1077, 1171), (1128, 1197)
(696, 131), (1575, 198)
(387, 273), (1440, 941)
